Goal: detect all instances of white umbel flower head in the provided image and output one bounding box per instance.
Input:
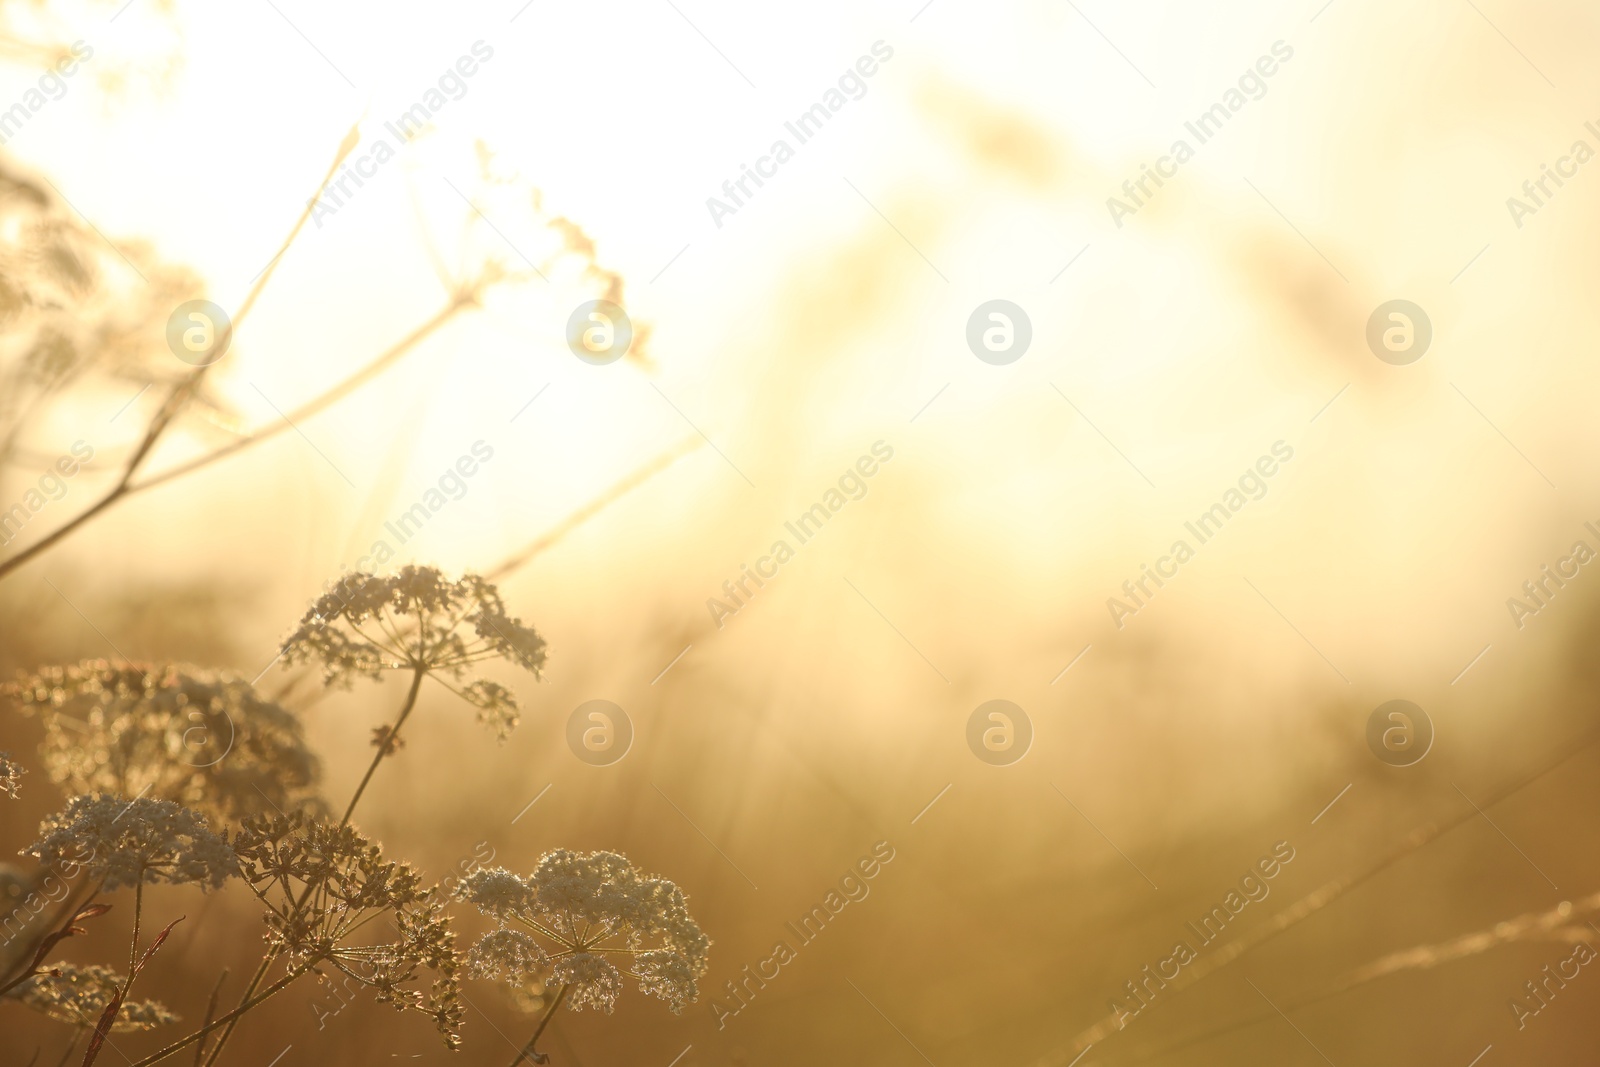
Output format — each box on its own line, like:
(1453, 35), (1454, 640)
(458, 866), (537, 922)
(552, 953), (623, 1012)
(21, 794), (237, 891)
(278, 565), (546, 742)
(458, 849), (710, 1014)
(464, 927), (550, 982)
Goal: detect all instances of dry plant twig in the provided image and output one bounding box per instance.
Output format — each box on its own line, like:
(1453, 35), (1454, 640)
(1042, 726), (1600, 1066)
(0, 125), (361, 585)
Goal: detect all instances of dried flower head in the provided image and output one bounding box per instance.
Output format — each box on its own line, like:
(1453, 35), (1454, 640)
(0, 157), (215, 459)
(232, 811), (464, 1048)
(0, 751), (21, 799)
(4, 963), (178, 1031)
(278, 565), (546, 740)
(459, 850), (710, 1014)
(4, 661), (320, 820)
(22, 794), (237, 892)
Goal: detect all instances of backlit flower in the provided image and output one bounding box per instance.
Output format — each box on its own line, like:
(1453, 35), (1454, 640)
(5, 963), (178, 1031)
(458, 850), (709, 1014)
(21, 794), (237, 891)
(278, 565), (546, 741)
(5, 661), (320, 820)
(231, 811), (464, 1048)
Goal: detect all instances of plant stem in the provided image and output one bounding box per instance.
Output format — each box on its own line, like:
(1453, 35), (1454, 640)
(201, 666), (425, 1067)
(53, 1028), (82, 1067)
(190, 968), (227, 1067)
(340, 665), (426, 827)
(124, 882), (143, 992)
(0, 881), (102, 999)
(124, 963), (313, 1067)
(199, 668), (425, 1067)
(128, 294), (476, 497)
(195, 958), (271, 1067)
(0, 125), (358, 588)
(508, 984), (570, 1067)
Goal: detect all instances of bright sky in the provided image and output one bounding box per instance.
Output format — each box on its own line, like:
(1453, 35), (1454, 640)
(2, 0), (1594, 703)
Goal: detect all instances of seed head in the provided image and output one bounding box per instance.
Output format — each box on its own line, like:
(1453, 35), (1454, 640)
(232, 811), (464, 1048)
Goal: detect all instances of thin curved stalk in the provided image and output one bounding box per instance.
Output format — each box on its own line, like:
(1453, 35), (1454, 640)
(340, 665), (427, 827)
(1047, 725), (1600, 1065)
(508, 984), (570, 1067)
(486, 436), (703, 581)
(0, 125), (358, 586)
(128, 291), (478, 498)
(190, 969), (228, 1067)
(122, 882), (143, 1002)
(194, 958), (271, 1067)
(122, 963), (313, 1067)
(200, 658), (424, 1067)
(0, 875), (95, 991)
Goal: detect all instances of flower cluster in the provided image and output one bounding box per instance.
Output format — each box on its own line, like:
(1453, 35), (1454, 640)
(4, 661), (320, 820)
(4, 963), (178, 1031)
(0, 751), (21, 799)
(231, 811), (464, 1047)
(21, 795), (237, 892)
(458, 850), (710, 1014)
(278, 565), (546, 740)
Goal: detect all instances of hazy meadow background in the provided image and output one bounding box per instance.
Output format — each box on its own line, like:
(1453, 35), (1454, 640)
(3, 0), (1600, 1063)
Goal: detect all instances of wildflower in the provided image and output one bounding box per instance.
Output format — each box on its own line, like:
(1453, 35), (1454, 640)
(458, 850), (710, 1016)
(278, 566), (545, 824)
(21, 794), (237, 891)
(459, 867), (535, 923)
(464, 928), (549, 982)
(231, 811), (464, 1048)
(4, 661), (320, 821)
(4, 963), (177, 1031)
(0, 751), (21, 799)
(280, 566), (545, 741)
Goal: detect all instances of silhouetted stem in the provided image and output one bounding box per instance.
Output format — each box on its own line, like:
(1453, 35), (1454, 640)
(195, 958), (271, 1067)
(200, 666), (425, 1066)
(340, 665), (427, 827)
(124, 963), (313, 1067)
(190, 969), (228, 1067)
(0, 125), (358, 587)
(508, 984), (570, 1067)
